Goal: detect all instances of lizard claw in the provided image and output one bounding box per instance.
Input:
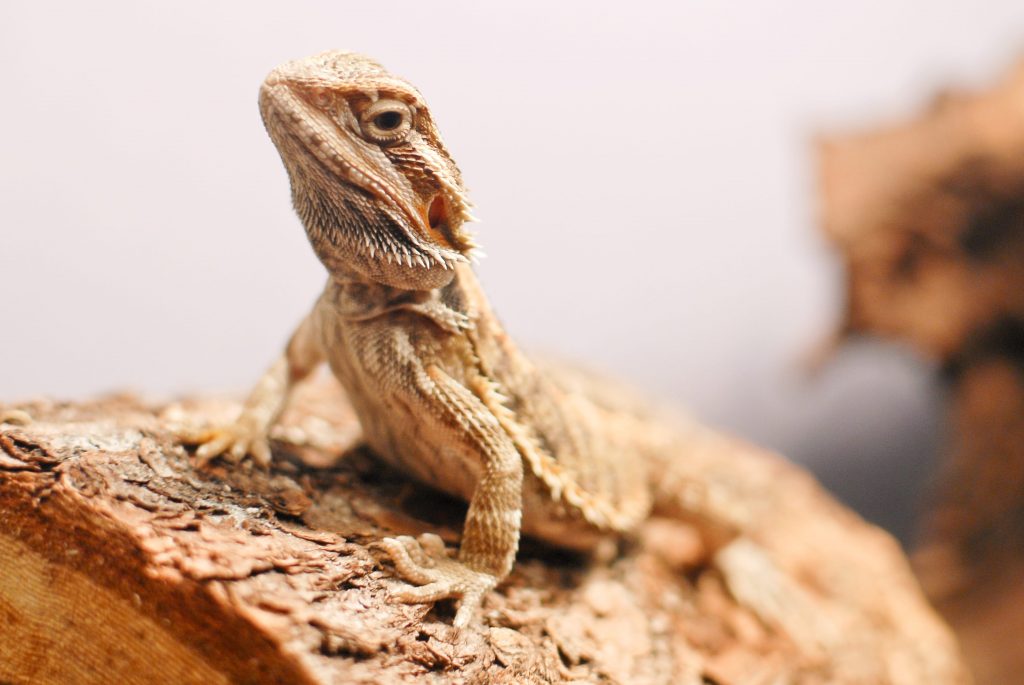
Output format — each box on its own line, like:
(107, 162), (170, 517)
(379, 534), (498, 628)
(175, 415), (274, 468)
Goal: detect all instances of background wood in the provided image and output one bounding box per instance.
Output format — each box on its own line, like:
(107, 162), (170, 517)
(819, 58), (1024, 685)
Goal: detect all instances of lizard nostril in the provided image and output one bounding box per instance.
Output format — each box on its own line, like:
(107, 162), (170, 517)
(428, 194), (447, 229)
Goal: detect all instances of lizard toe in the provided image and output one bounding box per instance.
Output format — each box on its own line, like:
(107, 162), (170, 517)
(379, 535), (498, 626)
(380, 536), (442, 585)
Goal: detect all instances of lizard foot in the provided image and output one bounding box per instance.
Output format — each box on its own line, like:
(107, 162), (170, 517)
(174, 414), (274, 468)
(379, 534), (498, 628)
(715, 538), (837, 651)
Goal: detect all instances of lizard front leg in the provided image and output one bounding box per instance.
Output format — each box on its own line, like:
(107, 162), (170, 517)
(180, 313), (324, 467)
(380, 364), (523, 628)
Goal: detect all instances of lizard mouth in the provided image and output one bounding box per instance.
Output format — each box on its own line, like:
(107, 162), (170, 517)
(424, 193), (469, 253)
(428, 193), (447, 231)
(261, 82), (470, 267)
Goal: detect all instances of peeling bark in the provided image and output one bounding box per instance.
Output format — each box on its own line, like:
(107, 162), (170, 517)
(0, 381), (965, 684)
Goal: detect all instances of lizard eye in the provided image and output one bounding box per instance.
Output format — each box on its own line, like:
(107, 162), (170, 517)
(360, 99), (414, 146)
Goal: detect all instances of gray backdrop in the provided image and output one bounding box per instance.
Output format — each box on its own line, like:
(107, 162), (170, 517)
(4, 1), (1022, 540)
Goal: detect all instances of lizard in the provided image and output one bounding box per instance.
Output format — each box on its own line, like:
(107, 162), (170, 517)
(181, 50), (795, 629)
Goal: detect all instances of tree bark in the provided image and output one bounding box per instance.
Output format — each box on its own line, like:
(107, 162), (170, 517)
(819, 57), (1024, 685)
(0, 379), (965, 684)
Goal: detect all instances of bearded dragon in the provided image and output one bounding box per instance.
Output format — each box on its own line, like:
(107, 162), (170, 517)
(184, 51), (776, 628)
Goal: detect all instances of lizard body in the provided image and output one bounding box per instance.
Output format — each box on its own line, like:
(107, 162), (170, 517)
(190, 51), (741, 626)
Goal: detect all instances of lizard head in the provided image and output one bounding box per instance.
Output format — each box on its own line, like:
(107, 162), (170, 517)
(259, 51), (476, 289)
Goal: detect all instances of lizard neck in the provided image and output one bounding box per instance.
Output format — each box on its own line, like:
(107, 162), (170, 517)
(324, 264), (482, 335)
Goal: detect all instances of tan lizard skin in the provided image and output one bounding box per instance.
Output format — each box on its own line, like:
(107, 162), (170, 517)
(183, 51), (771, 627)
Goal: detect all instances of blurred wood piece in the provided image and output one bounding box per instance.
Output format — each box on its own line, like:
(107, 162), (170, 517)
(0, 380), (965, 684)
(819, 59), (1024, 685)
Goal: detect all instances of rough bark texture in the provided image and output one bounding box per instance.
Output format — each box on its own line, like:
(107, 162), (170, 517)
(0, 379), (965, 685)
(819, 59), (1024, 685)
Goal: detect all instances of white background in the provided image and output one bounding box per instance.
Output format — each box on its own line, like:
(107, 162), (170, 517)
(4, 1), (1024, 539)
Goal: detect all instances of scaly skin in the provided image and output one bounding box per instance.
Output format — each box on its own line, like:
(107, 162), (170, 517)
(183, 51), (760, 627)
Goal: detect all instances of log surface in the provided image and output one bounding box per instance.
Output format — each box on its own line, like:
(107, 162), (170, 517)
(0, 381), (966, 684)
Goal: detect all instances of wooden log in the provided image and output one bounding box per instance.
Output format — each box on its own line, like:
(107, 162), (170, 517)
(819, 57), (1024, 685)
(0, 379), (965, 684)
